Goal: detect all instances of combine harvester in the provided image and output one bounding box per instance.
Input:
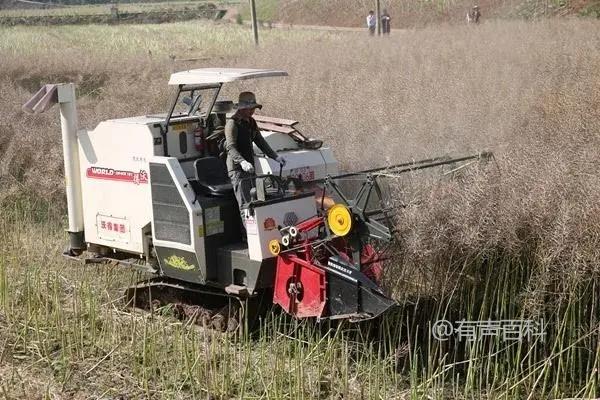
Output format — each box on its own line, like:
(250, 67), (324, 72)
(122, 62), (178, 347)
(23, 68), (491, 330)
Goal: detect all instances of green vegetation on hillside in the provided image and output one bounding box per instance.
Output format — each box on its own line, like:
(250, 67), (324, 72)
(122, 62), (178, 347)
(237, 0), (279, 22)
(0, 1), (219, 16)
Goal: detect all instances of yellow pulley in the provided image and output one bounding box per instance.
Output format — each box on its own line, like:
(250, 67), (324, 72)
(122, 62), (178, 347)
(327, 204), (352, 237)
(269, 239), (281, 256)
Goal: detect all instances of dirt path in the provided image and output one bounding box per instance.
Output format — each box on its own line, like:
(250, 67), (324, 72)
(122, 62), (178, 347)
(229, 18), (405, 35)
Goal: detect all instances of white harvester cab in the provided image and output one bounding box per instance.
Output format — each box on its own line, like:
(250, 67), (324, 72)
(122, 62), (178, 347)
(24, 68), (338, 294)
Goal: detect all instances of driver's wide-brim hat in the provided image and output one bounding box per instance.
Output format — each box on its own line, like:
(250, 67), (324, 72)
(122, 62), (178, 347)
(235, 91), (262, 110)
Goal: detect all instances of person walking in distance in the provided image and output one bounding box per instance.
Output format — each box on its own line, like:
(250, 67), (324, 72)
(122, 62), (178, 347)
(366, 10), (376, 35)
(224, 92), (286, 221)
(467, 5), (481, 24)
(381, 9), (391, 35)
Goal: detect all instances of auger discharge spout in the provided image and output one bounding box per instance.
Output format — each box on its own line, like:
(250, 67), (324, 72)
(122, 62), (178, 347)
(23, 83), (85, 253)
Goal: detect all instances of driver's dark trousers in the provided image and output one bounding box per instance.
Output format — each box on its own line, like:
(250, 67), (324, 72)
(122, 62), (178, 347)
(228, 170), (255, 225)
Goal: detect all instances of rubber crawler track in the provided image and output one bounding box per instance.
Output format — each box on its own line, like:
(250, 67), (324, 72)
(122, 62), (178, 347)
(124, 278), (246, 332)
(124, 278), (275, 332)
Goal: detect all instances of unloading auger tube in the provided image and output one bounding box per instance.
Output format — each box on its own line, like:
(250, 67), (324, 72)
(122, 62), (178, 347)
(22, 83), (85, 254)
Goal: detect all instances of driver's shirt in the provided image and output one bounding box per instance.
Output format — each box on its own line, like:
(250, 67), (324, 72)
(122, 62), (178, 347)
(224, 114), (278, 174)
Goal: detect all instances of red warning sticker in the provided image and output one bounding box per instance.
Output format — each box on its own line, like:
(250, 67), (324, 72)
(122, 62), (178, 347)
(263, 217), (277, 231)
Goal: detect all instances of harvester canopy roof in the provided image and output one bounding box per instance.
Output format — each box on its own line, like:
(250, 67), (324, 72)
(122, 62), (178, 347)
(168, 68), (288, 86)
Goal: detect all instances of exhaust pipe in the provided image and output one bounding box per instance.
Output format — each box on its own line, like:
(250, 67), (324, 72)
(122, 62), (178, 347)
(23, 83), (85, 254)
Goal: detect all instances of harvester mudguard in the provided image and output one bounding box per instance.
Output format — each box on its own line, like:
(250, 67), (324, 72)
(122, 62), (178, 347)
(273, 254), (327, 318)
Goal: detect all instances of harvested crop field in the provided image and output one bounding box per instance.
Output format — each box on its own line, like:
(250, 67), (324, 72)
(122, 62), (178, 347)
(1, 19), (600, 398)
(245, 0), (600, 26)
(0, 1), (230, 26)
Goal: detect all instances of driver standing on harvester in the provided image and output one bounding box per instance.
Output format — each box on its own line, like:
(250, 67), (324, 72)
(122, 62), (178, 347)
(225, 92), (286, 220)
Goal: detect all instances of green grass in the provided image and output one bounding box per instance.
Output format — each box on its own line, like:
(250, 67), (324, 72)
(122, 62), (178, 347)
(238, 0), (280, 22)
(0, 20), (324, 58)
(1, 213), (598, 398)
(580, 0), (600, 17)
(0, 1), (236, 17)
(0, 213), (401, 398)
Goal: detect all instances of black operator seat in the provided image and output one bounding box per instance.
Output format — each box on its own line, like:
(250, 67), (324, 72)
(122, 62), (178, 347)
(194, 157), (234, 196)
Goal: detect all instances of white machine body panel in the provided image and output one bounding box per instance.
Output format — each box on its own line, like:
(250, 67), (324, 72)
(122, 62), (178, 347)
(255, 131), (339, 182)
(79, 121), (155, 254)
(78, 116), (203, 255)
(76, 112), (335, 258)
(244, 195), (317, 261)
